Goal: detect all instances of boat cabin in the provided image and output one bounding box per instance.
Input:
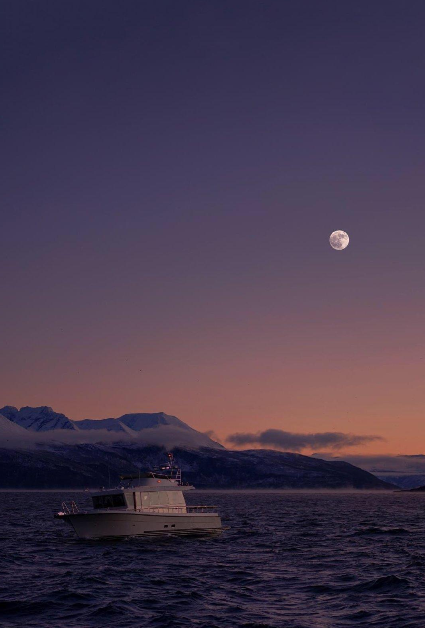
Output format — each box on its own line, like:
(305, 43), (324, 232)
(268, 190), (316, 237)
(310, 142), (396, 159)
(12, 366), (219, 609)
(90, 472), (194, 513)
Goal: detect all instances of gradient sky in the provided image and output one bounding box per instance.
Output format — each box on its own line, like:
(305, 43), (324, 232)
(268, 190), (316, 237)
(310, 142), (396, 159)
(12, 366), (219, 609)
(1, 1), (425, 455)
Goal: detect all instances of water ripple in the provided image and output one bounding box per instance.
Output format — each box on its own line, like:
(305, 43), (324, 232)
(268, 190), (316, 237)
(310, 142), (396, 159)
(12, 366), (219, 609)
(1, 491), (425, 627)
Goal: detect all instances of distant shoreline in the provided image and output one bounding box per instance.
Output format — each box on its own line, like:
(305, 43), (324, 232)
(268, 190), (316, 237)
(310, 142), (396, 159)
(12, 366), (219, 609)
(0, 488), (405, 493)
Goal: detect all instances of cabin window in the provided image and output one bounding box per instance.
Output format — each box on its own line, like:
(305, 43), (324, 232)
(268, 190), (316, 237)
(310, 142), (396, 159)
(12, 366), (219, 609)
(168, 491), (185, 506)
(144, 492), (168, 507)
(140, 493), (156, 508)
(92, 494), (126, 509)
(158, 492), (169, 506)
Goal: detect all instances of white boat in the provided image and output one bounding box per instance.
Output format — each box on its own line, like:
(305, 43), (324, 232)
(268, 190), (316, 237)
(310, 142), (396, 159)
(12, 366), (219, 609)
(55, 455), (221, 539)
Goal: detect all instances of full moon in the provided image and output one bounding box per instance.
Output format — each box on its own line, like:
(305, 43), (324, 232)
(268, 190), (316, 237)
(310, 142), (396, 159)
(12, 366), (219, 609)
(329, 230), (349, 250)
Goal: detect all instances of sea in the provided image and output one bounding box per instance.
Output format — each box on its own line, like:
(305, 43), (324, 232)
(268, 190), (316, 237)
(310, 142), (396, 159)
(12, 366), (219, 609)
(1, 490), (425, 627)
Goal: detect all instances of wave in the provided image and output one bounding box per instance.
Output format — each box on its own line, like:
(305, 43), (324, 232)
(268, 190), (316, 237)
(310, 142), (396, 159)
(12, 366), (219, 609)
(353, 526), (410, 536)
(2, 491), (425, 628)
(350, 575), (410, 592)
(310, 575), (410, 595)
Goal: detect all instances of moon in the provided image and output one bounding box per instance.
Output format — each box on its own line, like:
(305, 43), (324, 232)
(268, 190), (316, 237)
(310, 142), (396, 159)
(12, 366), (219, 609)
(329, 230), (349, 250)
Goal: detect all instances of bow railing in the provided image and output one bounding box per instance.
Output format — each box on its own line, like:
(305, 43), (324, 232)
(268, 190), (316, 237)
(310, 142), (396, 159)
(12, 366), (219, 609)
(61, 501), (79, 514)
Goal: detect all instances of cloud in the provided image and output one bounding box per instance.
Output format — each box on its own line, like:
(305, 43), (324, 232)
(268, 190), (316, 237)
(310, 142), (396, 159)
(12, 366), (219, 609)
(0, 425), (220, 451)
(226, 429), (382, 452)
(203, 430), (223, 444)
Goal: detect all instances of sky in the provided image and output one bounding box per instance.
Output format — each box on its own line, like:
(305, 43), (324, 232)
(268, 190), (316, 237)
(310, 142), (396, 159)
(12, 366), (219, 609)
(1, 1), (425, 455)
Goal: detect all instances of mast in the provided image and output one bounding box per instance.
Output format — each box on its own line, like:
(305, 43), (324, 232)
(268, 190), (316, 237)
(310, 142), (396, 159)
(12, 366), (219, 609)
(159, 452), (182, 485)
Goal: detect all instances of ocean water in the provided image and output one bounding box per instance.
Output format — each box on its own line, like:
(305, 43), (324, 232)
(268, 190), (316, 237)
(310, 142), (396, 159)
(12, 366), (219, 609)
(1, 490), (425, 627)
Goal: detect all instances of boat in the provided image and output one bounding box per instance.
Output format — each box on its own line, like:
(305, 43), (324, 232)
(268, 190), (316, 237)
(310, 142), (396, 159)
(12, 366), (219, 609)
(55, 454), (222, 539)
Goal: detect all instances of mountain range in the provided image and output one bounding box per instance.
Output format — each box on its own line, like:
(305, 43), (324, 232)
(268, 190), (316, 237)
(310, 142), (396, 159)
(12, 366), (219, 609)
(0, 406), (223, 449)
(0, 405), (395, 490)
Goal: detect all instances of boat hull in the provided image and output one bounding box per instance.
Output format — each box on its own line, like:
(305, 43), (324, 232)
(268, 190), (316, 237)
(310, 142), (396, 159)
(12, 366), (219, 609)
(60, 511), (222, 539)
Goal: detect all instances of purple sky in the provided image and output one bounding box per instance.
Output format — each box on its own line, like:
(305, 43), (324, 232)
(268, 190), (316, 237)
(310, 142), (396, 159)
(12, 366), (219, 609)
(1, 1), (425, 454)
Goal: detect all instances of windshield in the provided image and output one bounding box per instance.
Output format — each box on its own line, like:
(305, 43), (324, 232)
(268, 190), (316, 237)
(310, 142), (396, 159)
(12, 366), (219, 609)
(92, 494), (126, 509)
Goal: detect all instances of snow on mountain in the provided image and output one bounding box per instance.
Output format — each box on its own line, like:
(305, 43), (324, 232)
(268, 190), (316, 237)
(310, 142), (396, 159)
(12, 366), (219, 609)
(121, 413), (189, 431)
(0, 413), (32, 444)
(73, 417), (139, 436)
(0, 406), (223, 449)
(0, 406), (77, 432)
(75, 412), (223, 449)
(76, 417), (127, 432)
(0, 406), (19, 422)
(76, 412), (189, 432)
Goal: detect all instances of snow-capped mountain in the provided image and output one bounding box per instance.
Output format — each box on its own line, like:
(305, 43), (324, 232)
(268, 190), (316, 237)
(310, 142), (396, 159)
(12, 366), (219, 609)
(75, 412), (222, 448)
(0, 406), (223, 449)
(0, 414), (30, 441)
(0, 407), (396, 490)
(74, 412), (222, 448)
(75, 417), (128, 433)
(76, 412), (193, 432)
(0, 406), (76, 431)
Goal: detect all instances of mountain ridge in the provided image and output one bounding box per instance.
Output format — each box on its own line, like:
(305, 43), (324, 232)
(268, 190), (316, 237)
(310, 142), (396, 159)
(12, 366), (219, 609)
(0, 405), (397, 490)
(0, 406), (223, 450)
(0, 406), (75, 431)
(0, 444), (395, 490)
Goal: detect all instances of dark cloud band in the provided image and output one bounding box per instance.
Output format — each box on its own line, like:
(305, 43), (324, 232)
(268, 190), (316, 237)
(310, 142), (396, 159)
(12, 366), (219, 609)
(226, 429), (382, 452)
